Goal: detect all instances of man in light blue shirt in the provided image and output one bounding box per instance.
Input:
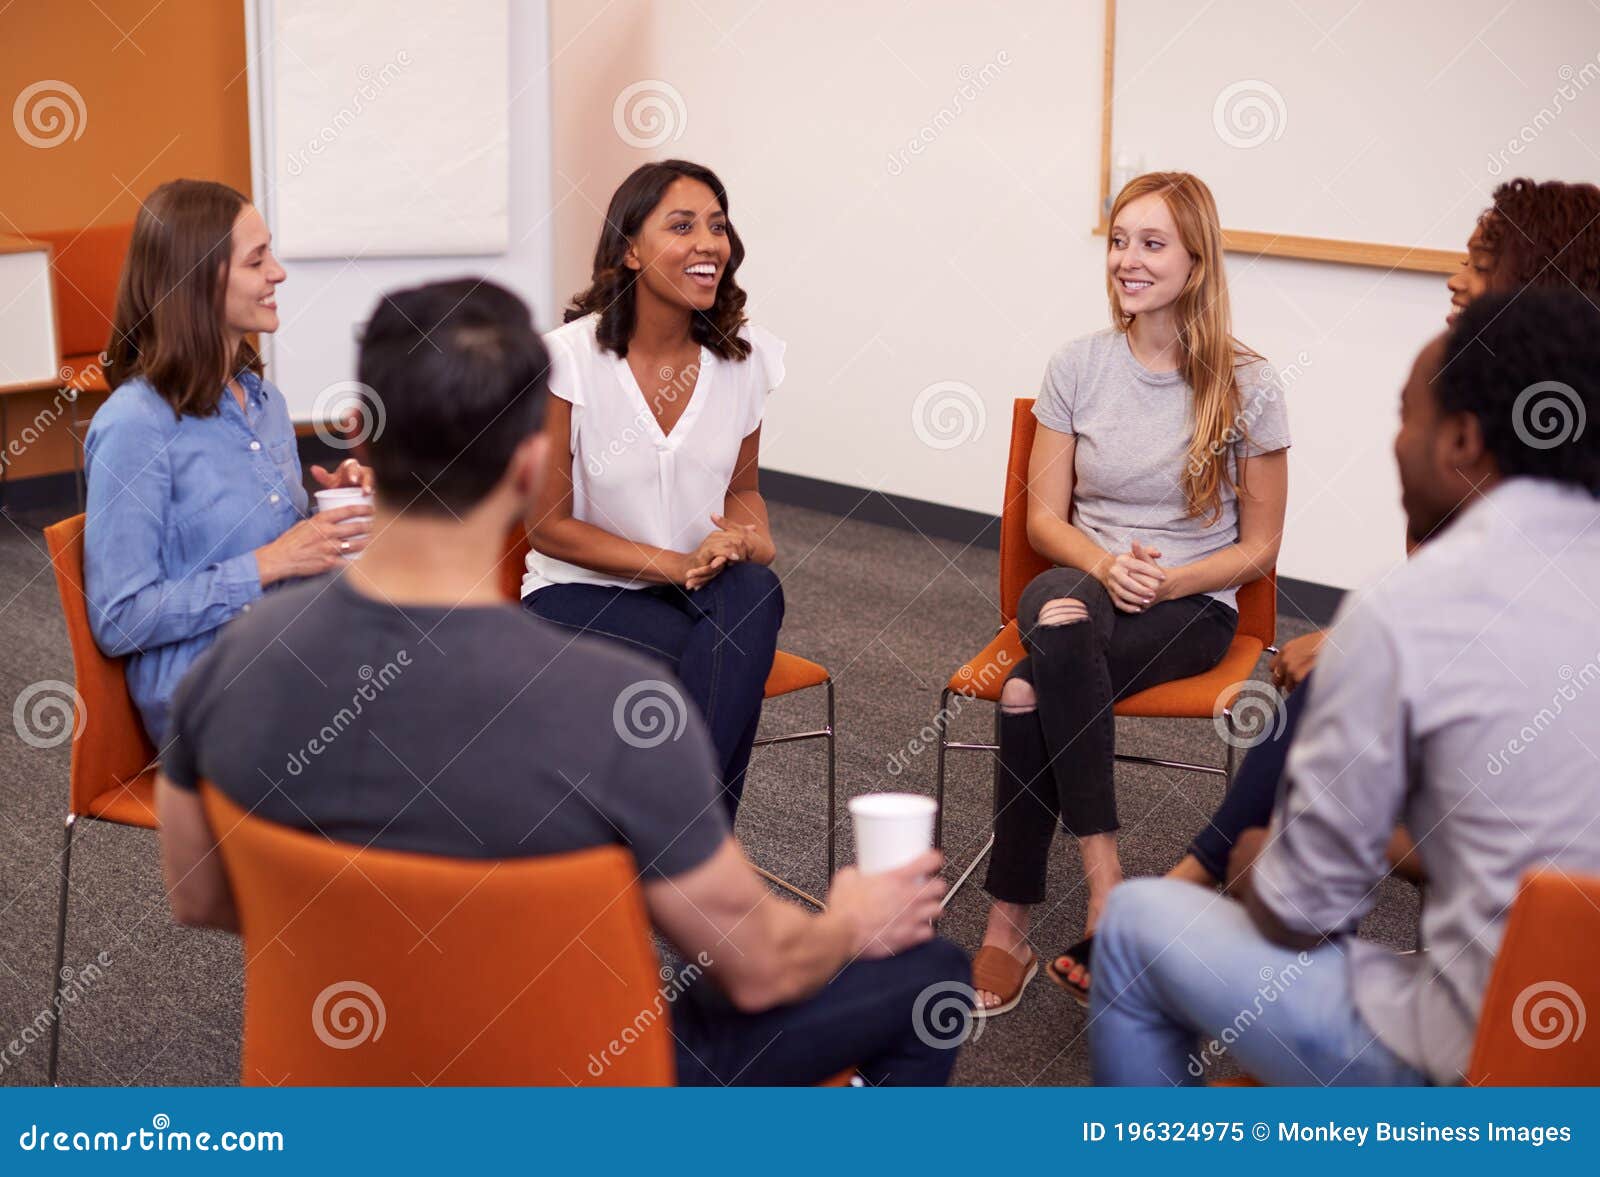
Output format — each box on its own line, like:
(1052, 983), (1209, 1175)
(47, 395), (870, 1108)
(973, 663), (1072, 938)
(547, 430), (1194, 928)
(1090, 289), (1600, 1085)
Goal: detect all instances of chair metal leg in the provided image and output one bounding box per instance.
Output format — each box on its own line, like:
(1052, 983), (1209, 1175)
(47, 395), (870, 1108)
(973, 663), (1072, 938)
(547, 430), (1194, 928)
(942, 834), (993, 910)
(46, 814), (76, 1086)
(1223, 706), (1239, 784)
(752, 864), (825, 910)
(825, 678), (836, 878)
(935, 690), (998, 909)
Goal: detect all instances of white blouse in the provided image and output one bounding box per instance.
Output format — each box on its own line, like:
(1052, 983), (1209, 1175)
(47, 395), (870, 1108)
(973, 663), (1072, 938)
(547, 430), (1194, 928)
(521, 313), (786, 596)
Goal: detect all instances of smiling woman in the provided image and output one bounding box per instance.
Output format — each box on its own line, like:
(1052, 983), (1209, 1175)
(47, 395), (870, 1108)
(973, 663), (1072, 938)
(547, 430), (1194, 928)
(81, 179), (375, 746)
(520, 160), (787, 822)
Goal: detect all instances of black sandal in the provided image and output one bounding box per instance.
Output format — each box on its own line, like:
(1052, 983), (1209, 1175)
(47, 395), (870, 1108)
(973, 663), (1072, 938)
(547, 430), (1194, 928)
(1046, 935), (1094, 1008)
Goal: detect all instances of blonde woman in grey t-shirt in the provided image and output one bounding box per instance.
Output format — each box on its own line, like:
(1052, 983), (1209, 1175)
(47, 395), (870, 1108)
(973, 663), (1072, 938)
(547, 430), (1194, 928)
(972, 173), (1291, 1017)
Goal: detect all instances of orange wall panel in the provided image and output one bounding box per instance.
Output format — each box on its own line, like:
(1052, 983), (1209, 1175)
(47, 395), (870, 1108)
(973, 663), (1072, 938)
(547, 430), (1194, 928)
(0, 0), (251, 481)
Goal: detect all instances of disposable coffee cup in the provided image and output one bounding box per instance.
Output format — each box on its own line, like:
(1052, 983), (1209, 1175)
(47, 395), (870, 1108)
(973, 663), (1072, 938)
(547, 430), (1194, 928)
(848, 792), (937, 875)
(314, 487), (374, 561)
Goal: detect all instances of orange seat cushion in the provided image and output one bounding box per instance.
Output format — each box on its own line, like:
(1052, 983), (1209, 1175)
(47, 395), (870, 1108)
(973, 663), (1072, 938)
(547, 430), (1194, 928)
(83, 768), (159, 829)
(946, 621), (1267, 719)
(765, 649), (829, 698)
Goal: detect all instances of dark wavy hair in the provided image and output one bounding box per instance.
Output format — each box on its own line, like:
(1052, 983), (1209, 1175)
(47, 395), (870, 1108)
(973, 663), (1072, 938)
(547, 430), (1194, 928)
(106, 179), (262, 418)
(1442, 289), (1599, 494)
(564, 160), (750, 361)
(1477, 178), (1600, 294)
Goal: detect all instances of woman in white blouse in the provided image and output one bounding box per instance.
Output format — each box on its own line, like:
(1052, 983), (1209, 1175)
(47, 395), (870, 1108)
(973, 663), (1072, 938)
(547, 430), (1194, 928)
(523, 160), (785, 820)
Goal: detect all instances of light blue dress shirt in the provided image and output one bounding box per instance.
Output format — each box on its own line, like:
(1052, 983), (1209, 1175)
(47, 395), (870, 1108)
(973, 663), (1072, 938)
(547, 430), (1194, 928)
(83, 371), (308, 746)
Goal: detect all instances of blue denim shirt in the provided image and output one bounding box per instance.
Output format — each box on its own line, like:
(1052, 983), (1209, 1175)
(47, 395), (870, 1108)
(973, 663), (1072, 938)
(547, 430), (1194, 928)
(83, 371), (307, 746)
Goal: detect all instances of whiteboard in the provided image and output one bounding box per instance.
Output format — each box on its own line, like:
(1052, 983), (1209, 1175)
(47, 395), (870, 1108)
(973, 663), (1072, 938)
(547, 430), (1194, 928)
(270, 0), (509, 258)
(1109, 0), (1600, 254)
(0, 244), (59, 393)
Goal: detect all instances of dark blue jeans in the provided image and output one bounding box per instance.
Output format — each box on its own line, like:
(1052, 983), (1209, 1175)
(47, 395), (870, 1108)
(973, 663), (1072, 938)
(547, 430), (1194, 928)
(671, 938), (972, 1086)
(525, 562), (784, 820)
(1186, 672), (1313, 880)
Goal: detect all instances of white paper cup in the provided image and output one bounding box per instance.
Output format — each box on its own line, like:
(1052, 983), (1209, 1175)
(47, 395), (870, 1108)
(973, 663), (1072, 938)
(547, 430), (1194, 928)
(848, 793), (937, 875)
(314, 487), (374, 561)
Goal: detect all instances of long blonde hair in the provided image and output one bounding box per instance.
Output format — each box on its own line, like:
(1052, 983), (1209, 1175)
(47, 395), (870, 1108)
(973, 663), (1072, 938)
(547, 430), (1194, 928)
(1106, 172), (1259, 523)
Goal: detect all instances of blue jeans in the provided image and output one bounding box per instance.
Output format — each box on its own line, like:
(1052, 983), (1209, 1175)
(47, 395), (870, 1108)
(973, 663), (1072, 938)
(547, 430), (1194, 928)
(672, 938), (971, 1086)
(1090, 878), (1427, 1086)
(525, 562), (783, 820)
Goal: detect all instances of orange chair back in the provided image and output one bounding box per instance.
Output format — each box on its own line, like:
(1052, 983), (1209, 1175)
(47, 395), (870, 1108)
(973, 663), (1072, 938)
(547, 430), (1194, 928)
(501, 526), (531, 602)
(201, 785), (674, 1086)
(1467, 868), (1600, 1085)
(999, 399), (1275, 646)
(43, 514), (159, 821)
(30, 223), (132, 361)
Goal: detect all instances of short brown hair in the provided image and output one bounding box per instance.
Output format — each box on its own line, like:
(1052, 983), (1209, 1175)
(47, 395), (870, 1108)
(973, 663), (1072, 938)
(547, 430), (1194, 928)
(106, 179), (261, 418)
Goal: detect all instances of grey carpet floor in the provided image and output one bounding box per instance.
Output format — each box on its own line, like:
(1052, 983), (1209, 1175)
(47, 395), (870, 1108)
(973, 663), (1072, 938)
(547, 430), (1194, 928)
(0, 497), (1418, 1086)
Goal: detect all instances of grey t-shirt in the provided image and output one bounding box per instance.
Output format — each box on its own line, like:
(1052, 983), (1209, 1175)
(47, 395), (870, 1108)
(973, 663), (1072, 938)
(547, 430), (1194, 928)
(163, 575), (728, 880)
(1035, 329), (1292, 609)
(1253, 479), (1600, 1084)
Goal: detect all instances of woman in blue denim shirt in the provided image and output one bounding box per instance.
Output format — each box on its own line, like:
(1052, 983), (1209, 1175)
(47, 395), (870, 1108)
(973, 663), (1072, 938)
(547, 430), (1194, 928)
(84, 179), (373, 746)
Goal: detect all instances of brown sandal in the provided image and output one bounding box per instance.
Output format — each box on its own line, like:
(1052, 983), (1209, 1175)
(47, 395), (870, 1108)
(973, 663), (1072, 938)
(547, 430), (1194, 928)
(971, 945), (1038, 1018)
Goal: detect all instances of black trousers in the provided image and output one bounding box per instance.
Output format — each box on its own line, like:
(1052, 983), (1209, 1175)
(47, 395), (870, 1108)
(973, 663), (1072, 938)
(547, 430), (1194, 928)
(1186, 672), (1312, 880)
(983, 566), (1237, 906)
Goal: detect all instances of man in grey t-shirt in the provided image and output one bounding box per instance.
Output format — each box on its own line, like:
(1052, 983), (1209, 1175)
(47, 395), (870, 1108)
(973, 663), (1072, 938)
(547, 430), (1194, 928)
(1089, 289), (1600, 1085)
(157, 279), (968, 1086)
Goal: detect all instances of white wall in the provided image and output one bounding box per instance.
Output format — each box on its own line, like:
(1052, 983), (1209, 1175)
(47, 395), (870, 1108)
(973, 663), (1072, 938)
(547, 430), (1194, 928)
(249, 0), (553, 421)
(549, 1), (1480, 591)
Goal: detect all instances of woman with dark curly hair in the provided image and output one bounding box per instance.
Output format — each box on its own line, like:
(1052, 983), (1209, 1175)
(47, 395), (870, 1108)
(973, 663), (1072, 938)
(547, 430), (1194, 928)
(521, 160), (784, 820)
(1446, 177), (1600, 328)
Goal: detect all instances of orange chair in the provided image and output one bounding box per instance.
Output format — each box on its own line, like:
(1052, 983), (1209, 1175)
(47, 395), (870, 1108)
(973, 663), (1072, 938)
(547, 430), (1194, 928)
(934, 400), (1278, 899)
(200, 785), (675, 1085)
(41, 513), (160, 1083)
(501, 529), (837, 899)
(1224, 867), (1600, 1087)
(1467, 867), (1600, 1085)
(28, 223), (133, 507)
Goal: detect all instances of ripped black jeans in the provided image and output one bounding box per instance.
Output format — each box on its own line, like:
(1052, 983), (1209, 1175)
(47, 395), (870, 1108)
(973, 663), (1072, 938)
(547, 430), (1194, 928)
(983, 566), (1237, 906)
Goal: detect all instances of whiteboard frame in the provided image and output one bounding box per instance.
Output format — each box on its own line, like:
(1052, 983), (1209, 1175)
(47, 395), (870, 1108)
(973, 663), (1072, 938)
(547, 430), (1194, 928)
(1095, 0), (1466, 276)
(0, 236), (63, 396)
